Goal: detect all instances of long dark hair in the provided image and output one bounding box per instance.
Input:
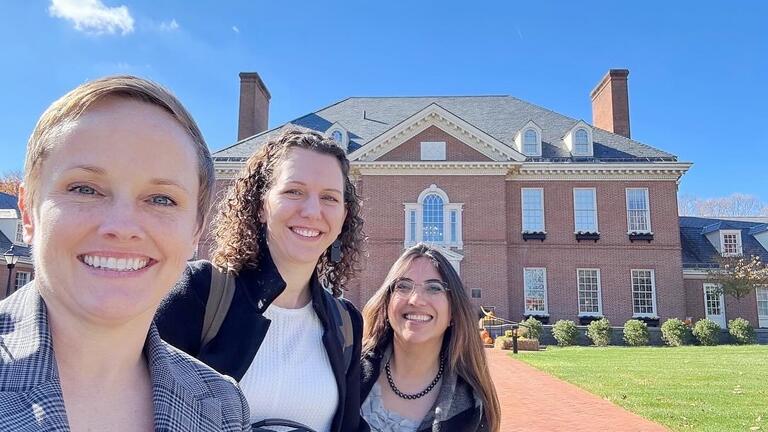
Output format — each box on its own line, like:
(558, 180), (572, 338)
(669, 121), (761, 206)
(362, 243), (500, 431)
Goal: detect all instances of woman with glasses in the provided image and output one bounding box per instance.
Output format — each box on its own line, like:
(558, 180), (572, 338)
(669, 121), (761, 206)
(360, 243), (500, 432)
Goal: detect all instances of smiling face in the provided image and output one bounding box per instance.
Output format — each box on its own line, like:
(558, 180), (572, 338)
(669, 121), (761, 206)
(261, 147), (347, 273)
(19, 97), (201, 326)
(387, 257), (452, 349)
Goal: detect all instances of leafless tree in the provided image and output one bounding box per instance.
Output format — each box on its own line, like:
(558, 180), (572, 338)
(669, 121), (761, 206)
(678, 193), (768, 217)
(0, 170), (22, 196)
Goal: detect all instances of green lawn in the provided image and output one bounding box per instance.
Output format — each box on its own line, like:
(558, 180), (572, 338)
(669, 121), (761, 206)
(514, 345), (768, 432)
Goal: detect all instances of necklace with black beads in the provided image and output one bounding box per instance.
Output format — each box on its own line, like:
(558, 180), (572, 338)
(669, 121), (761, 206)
(385, 355), (445, 400)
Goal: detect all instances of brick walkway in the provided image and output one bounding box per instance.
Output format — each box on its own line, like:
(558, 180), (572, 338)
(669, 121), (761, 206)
(486, 348), (668, 431)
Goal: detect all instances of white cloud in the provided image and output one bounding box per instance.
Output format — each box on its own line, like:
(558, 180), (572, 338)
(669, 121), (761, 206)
(232, 26), (240, 33)
(49, 0), (134, 35)
(159, 18), (179, 31)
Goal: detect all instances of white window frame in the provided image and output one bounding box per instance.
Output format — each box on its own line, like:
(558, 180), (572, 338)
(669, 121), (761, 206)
(404, 184), (463, 248)
(626, 188), (652, 233)
(577, 268), (603, 316)
(573, 188), (598, 233)
(521, 188), (545, 233)
(420, 141), (446, 161)
(524, 267), (548, 315)
(514, 120), (543, 157)
(326, 123), (349, 152)
(757, 287), (768, 328)
(14, 271), (31, 290)
(14, 220), (27, 245)
(631, 269), (658, 317)
(564, 122), (594, 157)
(720, 230), (743, 256)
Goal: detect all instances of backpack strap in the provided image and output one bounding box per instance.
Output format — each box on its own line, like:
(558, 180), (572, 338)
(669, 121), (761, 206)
(200, 265), (236, 348)
(328, 294), (354, 373)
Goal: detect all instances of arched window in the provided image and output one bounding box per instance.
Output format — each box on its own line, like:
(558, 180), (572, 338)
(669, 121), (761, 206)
(575, 129), (589, 154)
(422, 194), (444, 242)
(403, 184), (463, 248)
(523, 129), (538, 155)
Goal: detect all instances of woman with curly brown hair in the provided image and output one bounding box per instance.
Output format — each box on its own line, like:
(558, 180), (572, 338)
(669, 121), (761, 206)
(156, 128), (366, 432)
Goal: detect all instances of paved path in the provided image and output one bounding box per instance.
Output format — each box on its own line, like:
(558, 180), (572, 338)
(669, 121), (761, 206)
(486, 348), (668, 431)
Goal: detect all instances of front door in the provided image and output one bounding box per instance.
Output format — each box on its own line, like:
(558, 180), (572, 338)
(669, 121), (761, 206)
(704, 284), (727, 328)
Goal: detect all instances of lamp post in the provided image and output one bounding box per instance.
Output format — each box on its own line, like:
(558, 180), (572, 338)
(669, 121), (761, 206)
(4, 245), (19, 299)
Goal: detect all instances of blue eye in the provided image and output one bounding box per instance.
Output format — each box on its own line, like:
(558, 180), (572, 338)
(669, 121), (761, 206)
(150, 195), (176, 206)
(69, 185), (97, 195)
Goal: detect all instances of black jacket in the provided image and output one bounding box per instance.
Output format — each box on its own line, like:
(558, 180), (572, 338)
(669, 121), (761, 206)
(360, 344), (486, 432)
(155, 248), (365, 432)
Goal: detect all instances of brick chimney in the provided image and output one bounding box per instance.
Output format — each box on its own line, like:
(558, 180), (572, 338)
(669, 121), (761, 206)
(238, 72), (271, 141)
(590, 69), (631, 138)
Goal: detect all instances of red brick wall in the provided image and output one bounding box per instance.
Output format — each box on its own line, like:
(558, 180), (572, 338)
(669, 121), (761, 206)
(377, 126), (492, 162)
(684, 276), (760, 327)
(0, 262), (35, 300)
(502, 180), (685, 323)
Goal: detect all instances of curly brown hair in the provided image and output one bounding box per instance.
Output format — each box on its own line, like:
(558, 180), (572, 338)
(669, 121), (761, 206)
(211, 127), (365, 297)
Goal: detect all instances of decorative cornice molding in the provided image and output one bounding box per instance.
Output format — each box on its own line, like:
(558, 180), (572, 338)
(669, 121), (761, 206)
(216, 159), (692, 180)
(347, 103), (525, 163)
(512, 162), (692, 181)
(352, 161), (515, 176)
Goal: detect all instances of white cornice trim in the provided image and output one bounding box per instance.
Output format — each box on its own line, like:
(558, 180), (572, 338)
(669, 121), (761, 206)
(513, 162), (692, 181)
(347, 103), (525, 162)
(214, 161), (245, 180)
(351, 161), (515, 176)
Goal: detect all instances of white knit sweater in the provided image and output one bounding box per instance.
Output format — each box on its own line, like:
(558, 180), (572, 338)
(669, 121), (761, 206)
(239, 301), (339, 432)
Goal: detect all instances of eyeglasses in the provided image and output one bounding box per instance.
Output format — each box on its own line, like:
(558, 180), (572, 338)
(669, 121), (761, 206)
(391, 279), (449, 297)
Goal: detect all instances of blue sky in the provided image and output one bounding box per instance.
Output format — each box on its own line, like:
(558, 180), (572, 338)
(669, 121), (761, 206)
(1, 1), (766, 201)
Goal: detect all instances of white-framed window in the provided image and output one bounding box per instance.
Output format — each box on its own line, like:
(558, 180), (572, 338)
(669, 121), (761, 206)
(573, 188), (598, 233)
(404, 184), (463, 247)
(422, 194), (444, 242)
(524, 267), (548, 315)
(577, 268), (602, 316)
(631, 269), (657, 317)
(574, 129), (590, 154)
(326, 123), (349, 151)
(14, 271), (31, 290)
(523, 129), (539, 156)
(521, 188), (545, 233)
(757, 287), (768, 328)
(626, 188), (651, 233)
(15, 220), (26, 245)
(420, 141), (446, 161)
(720, 230), (742, 256)
(564, 122), (593, 156)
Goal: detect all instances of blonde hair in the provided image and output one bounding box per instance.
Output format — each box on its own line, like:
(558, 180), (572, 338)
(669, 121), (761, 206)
(362, 244), (500, 431)
(210, 128), (365, 296)
(24, 75), (214, 230)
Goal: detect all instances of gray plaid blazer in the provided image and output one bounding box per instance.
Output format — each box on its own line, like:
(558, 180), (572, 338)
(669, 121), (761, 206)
(0, 284), (250, 431)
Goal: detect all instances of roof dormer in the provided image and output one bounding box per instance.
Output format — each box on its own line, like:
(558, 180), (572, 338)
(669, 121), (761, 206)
(514, 120), (543, 157)
(564, 121), (593, 157)
(749, 224), (768, 251)
(326, 122), (349, 152)
(702, 223), (743, 256)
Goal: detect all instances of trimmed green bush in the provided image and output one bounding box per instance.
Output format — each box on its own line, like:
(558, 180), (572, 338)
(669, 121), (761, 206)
(586, 318), (612, 346)
(728, 318), (756, 345)
(522, 316), (543, 341)
(693, 319), (721, 346)
(623, 319), (649, 346)
(661, 318), (689, 346)
(552, 319), (578, 346)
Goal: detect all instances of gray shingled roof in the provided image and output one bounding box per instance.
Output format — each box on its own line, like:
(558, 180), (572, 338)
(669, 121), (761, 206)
(0, 231), (31, 258)
(214, 96), (677, 161)
(0, 192), (19, 212)
(680, 216), (768, 269)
